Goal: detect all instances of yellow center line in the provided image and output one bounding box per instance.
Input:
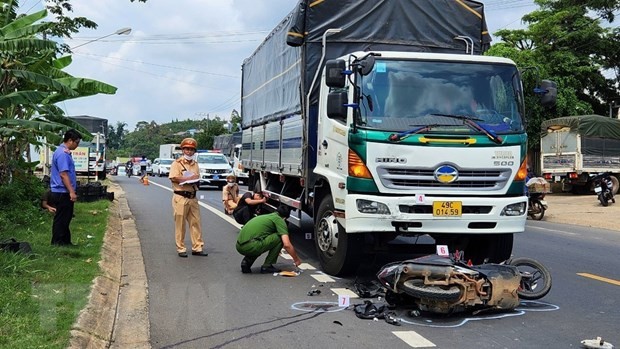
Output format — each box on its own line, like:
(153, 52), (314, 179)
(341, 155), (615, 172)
(577, 273), (620, 286)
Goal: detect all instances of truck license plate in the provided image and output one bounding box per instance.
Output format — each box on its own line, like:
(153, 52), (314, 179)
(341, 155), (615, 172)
(213, 175), (219, 180)
(432, 201), (462, 217)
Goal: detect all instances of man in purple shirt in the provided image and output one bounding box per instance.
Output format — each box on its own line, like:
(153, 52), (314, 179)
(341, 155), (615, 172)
(50, 129), (82, 246)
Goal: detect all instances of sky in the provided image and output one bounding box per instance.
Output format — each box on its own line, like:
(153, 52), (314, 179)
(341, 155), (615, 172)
(20, 0), (538, 131)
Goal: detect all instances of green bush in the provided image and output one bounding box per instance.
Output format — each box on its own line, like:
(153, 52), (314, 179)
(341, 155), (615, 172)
(0, 175), (45, 229)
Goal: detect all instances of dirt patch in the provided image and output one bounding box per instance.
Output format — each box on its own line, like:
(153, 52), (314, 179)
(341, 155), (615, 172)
(541, 193), (620, 231)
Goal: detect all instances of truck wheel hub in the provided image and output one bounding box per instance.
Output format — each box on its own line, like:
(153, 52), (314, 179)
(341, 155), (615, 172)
(316, 212), (339, 255)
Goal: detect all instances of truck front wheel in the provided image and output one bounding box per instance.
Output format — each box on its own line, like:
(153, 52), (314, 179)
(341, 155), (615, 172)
(314, 195), (362, 276)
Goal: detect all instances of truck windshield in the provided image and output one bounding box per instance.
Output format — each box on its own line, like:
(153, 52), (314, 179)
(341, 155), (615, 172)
(357, 59), (524, 135)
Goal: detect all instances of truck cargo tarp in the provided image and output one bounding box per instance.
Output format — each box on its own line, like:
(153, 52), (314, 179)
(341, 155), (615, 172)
(241, 0), (491, 128)
(541, 115), (620, 139)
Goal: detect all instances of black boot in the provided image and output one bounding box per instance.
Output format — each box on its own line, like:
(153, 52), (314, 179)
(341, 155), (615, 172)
(241, 256), (255, 273)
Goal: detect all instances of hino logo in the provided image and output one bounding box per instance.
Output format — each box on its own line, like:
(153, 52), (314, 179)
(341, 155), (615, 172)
(376, 157), (407, 164)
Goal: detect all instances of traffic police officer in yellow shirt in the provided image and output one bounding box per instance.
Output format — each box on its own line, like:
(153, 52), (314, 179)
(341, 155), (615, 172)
(168, 138), (208, 257)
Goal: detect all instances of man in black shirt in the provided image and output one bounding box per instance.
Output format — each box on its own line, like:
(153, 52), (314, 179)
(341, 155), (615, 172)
(232, 190), (266, 225)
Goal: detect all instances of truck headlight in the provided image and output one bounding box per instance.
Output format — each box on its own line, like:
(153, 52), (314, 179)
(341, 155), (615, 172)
(356, 199), (390, 214)
(500, 202), (526, 216)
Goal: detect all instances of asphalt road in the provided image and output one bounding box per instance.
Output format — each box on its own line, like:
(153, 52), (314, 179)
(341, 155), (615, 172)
(114, 174), (620, 349)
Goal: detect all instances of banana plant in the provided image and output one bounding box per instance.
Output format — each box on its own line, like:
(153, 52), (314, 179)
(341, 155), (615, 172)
(0, 2), (117, 184)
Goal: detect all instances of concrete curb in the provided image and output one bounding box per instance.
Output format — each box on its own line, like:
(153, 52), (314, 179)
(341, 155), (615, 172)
(69, 181), (150, 348)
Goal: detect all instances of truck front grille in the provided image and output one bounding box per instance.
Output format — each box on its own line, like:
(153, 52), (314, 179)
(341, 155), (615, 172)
(378, 167), (510, 190)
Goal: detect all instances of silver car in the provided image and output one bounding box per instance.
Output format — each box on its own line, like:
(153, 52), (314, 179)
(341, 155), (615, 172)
(152, 158), (174, 177)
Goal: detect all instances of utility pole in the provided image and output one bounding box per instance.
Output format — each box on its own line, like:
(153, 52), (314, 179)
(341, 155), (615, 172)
(610, 99), (620, 119)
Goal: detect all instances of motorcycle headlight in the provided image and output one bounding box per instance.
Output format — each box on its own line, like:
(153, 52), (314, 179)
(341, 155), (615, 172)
(501, 202), (526, 216)
(356, 199), (390, 214)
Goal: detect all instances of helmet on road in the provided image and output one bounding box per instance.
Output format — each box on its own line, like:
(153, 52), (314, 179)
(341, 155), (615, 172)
(180, 137), (197, 150)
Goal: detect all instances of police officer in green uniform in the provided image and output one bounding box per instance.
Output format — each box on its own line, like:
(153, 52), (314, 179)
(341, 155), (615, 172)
(236, 205), (301, 273)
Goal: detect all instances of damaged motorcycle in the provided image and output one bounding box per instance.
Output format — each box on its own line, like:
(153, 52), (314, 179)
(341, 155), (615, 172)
(377, 254), (552, 314)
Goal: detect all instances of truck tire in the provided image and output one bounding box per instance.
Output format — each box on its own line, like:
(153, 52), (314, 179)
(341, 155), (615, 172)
(610, 176), (619, 195)
(314, 195), (362, 276)
(466, 233), (513, 264)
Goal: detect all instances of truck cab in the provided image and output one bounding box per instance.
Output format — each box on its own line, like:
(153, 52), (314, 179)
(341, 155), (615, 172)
(231, 144), (248, 184)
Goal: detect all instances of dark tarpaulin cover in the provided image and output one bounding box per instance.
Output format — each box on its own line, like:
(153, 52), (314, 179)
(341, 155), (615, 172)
(241, 0), (491, 128)
(541, 115), (620, 139)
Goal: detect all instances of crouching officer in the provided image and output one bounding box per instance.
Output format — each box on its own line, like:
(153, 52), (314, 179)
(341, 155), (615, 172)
(236, 205), (301, 274)
(169, 137), (208, 258)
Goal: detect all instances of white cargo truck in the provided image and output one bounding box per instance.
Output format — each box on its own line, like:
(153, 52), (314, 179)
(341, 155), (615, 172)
(540, 114), (620, 194)
(159, 144), (182, 160)
(240, 0), (556, 275)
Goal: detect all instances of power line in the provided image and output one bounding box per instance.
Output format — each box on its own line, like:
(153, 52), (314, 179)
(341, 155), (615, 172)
(74, 52), (240, 79)
(74, 56), (241, 115)
(77, 55), (226, 89)
(72, 30), (270, 40)
(23, 0), (42, 14)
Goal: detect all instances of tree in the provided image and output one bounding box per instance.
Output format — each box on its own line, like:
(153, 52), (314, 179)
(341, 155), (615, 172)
(487, 0), (620, 150)
(230, 109), (241, 131)
(0, 5), (117, 183)
(107, 121), (128, 150)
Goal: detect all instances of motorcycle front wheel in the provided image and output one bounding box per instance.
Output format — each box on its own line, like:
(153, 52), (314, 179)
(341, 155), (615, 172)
(508, 257), (552, 300)
(599, 193), (609, 207)
(401, 279), (462, 302)
(528, 200), (545, 220)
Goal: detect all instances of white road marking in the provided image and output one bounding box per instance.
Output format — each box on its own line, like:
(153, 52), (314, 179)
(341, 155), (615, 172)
(311, 274), (336, 283)
(392, 331), (436, 348)
(145, 181), (438, 347)
(527, 225), (577, 236)
(297, 263), (316, 270)
(330, 288), (358, 298)
(280, 250), (293, 260)
(150, 181), (243, 227)
(150, 182), (326, 269)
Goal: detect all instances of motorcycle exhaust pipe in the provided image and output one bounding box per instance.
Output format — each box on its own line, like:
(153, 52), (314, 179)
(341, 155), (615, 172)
(402, 264), (452, 284)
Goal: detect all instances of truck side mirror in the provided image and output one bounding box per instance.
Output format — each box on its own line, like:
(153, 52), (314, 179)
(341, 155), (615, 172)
(538, 80), (557, 109)
(325, 59), (346, 88)
(327, 91), (348, 119)
(358, 55), (375, 76)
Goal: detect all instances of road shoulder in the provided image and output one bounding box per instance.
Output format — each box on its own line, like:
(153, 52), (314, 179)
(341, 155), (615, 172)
(69, 182), (150, 348)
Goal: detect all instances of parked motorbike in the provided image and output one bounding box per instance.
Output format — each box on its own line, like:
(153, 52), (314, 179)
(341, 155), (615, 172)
(527, 192), (547, 220)
(377, 254), (552, 314)
(593, 172), (615, 207)
(526, 177), (549, 220)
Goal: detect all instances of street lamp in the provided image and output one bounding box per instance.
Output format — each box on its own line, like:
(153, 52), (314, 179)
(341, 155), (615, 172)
(70, 27), (132, 50)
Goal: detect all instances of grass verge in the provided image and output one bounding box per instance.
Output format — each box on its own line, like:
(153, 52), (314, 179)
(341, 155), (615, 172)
(0, 192), (109, 349)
